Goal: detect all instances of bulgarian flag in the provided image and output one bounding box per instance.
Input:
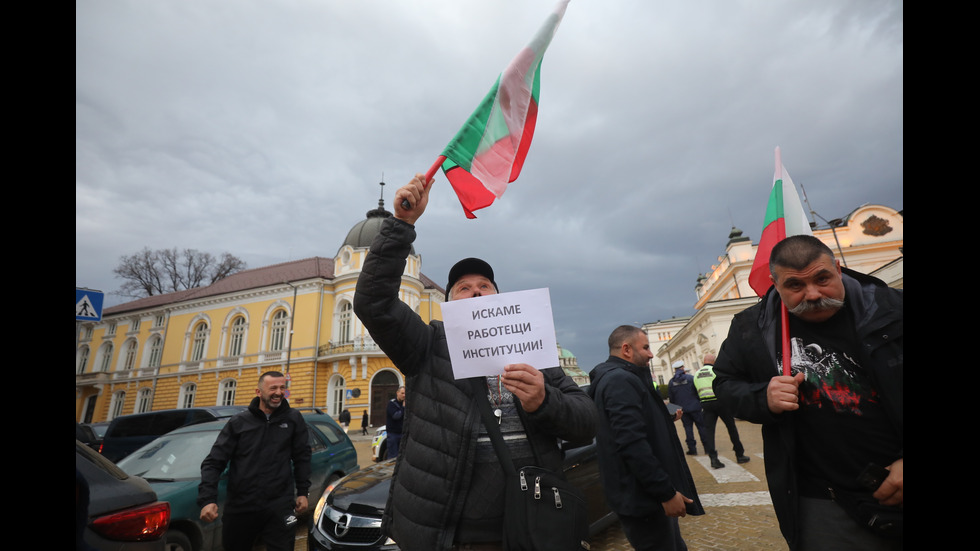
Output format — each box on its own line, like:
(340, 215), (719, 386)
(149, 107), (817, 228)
(423, 0), (570, 218)
(747, 147), (813, 297)
(748, 147), (813, 376)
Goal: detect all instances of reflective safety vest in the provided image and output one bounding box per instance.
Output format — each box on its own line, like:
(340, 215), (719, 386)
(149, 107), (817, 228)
(693, 365), (717, 401)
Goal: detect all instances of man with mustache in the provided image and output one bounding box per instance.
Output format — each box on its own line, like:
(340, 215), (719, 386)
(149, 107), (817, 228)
(713, 235), (902, 551)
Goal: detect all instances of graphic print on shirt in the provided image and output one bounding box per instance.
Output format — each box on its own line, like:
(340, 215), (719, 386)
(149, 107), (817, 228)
(778, 336), (878, 416)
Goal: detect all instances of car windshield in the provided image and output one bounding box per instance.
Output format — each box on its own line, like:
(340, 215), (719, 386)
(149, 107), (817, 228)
(117, 430), (219, 481)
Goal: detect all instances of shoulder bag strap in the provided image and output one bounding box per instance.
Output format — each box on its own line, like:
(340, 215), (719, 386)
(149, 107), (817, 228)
(468, 377), (518, 477)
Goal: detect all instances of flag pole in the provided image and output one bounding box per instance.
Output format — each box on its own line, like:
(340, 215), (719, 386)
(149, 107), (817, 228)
(401, 155), (447, 211)
(425, 156), (446, 183)
(774, 147), (792, 377)
(781, 303), (792, 376)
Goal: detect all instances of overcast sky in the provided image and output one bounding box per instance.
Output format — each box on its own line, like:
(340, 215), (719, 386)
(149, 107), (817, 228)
(76, 0), (903, 371)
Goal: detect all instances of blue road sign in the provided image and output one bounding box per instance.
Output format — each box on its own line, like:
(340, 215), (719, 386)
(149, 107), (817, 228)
(76, 288), (104, 322)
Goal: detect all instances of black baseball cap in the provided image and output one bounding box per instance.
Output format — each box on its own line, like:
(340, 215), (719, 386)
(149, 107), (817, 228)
(446, 258), (498, 298)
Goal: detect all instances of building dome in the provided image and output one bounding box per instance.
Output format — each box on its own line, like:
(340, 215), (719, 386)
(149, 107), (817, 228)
(339, 183), (415, 254)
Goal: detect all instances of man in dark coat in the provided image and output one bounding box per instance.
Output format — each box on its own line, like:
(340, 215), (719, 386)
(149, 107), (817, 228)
(667, 360), (708, 456)
(714, 235), (902, 550)
(590, 325), (703, 551)
(385, 386), (405, 458)
(198, 371), (311, 551)
(353, 173), (596, 551)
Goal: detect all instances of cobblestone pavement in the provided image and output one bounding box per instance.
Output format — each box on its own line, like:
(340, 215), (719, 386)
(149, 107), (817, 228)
(587, 419), (787, 551)
(291, 419), (787, 551)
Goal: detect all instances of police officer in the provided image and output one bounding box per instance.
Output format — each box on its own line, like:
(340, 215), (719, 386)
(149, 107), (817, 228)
(694, 354), (750, 468)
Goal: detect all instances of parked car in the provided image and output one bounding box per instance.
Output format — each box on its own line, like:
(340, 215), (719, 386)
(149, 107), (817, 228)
(309, 438), (615, 550)
(117, 411), (359, 551)
(100, 406), (247, 463)
(370, 425), (387, 462)
(76, 421), (110, 452)
(76, 438), (171, 551)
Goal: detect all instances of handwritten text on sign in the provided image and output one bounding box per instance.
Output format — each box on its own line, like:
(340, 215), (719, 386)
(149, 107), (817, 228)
(441, 288), (559, 379)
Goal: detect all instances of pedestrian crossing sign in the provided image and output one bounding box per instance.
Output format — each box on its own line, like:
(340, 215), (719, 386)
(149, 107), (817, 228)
(76, 288), (104, 322)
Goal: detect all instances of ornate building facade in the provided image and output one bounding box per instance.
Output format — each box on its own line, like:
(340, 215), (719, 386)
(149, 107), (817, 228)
(643, 203), (903, 384)
(75, 196), (444, 429)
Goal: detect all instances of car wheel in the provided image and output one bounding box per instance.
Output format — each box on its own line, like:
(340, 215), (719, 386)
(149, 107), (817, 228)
(379, 442), (387, 460)
(164, 529), (193, 551)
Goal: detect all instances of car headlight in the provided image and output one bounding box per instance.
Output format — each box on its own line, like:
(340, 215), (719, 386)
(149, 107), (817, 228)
(312, 482), (334, 522)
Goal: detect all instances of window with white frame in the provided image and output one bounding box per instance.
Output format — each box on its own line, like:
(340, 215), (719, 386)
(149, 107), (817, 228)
(136, 388), (152, 413)
(270, 310), (289, 352)
(99, 343), (114, 372)
(76, 346), (90, 374)
(338, 301), (353, 343)
(191, 322), (208, 362)
(122, 340), (138, 371)
(330, 376), (346, 416)
(146, 335), (163, 368)
(179, 383), (196, 409)
(229, 316), (246, 356)
(109, 391), (126, 420)
(219, 379), (237, 406)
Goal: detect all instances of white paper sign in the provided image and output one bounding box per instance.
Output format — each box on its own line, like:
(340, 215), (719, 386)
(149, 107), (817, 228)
(441, 288), (559, 379)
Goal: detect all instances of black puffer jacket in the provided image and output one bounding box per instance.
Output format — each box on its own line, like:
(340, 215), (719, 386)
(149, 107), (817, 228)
(713, 268), (903, 549)
(354, 217), (597, 551)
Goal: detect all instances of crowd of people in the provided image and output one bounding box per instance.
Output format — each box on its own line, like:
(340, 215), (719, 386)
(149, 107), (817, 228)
(193, 173), (902, 551)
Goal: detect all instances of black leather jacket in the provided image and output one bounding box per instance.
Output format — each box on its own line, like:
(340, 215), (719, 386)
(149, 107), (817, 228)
(354, 217), (597, 550)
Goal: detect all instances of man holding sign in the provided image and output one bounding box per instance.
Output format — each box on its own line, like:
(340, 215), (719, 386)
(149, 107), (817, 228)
(353, 173), (596, 551)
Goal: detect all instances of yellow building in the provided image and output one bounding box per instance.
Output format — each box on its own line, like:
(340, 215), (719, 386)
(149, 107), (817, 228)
(75, 197), (445, 429)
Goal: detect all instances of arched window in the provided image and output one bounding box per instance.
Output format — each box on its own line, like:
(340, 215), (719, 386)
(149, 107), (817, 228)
(76, 346), (90, 375)
(270, 310), (289, 352)
(219, 379), (237, 406)
(228, 316), (247, 356)
(338, 301), (353, 343)
(146, 335), (163, 368)
(328, 375), (346, 417)
(179, 383), (197, 409)
(99, 343), (114, 372)
(109, 391), (126, 420)
(122, 340), (138, 371)
(135, 388), (153, 413)
(191, 322), (208, 361)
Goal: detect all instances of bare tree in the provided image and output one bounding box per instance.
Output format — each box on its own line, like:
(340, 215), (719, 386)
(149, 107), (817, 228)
(113, 247), (247, 298)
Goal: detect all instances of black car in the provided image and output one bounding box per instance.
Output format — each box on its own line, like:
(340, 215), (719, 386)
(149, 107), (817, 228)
(308, 439), (615, 550)
(100, 406), (247, 463)
(76, 421), (109, 452)
(76, 439), (171, 550)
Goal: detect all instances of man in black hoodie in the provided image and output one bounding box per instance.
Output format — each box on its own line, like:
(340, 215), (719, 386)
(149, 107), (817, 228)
(198, 370), (312, 551)
(590, 325), (703, 551)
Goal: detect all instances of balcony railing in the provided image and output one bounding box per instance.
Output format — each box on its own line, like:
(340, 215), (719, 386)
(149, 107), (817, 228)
(317, 340), (383, 357)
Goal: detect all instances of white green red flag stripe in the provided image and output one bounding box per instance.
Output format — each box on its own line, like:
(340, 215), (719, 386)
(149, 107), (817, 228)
(748, 147), (813, 297)
(438, 0), (570, 218)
